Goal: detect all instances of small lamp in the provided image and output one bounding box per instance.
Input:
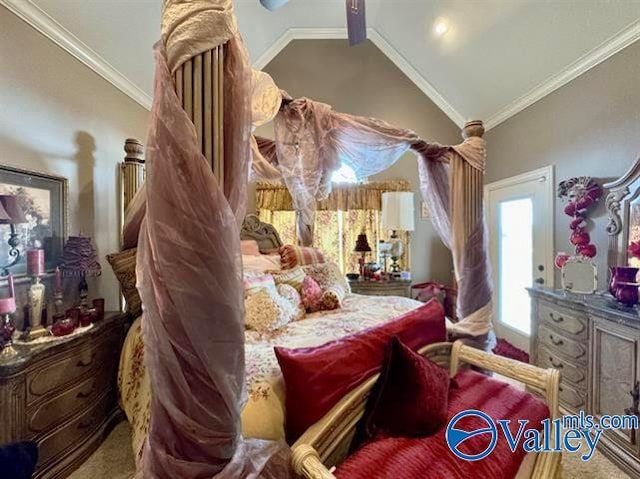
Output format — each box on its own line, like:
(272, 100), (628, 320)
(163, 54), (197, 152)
(0, 195), (28, 276)
(354, 231), (372, 279)
(381, 192), (415, 273)
(60, 236), (101, 310)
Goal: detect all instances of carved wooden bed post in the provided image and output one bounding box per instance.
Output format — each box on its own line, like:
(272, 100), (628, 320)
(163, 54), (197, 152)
(459, 120), (485, 263)
(173, 47), (225, 187)
(121, 138), (145, 212)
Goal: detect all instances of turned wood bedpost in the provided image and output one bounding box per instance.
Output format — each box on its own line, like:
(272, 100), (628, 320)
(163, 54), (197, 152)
(121, 138), (145, 213)
(173, 47), (225, 188)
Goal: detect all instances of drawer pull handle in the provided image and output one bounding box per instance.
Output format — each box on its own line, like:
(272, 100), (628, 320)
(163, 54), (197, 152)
(76, 353), (95, 368)
(78, 417), (95, 430)
(559, 386), (564, 392)
(76, 387), (94, 399)
(549, 335), (564, 346)
(549, 357), (564, 369)
(549, 313), (564, 323)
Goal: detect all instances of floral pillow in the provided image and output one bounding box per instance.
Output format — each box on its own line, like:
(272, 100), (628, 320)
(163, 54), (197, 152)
(277, 283), (305, 321)
(272, 266), (306, 291)
(244, 289), (295, 333)
(300, 276), (323, 313)
(322, 284), (346, 310)
(303, 262), (351, 294)
(243, 274), (277, 296)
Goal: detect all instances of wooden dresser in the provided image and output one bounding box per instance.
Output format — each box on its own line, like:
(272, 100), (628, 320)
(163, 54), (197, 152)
(0, 312), (127, 479)
(348, 279), (412, 298)
(529, 288), (640, 477)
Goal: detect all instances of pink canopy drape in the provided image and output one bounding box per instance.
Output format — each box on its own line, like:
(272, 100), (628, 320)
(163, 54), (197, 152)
(135, 40), (291, 479)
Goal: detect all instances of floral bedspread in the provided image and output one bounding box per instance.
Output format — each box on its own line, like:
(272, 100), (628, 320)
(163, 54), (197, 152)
(118, 293), (422, 459)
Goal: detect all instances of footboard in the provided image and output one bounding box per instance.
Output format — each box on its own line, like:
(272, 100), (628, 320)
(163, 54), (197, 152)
(291, 341), (561, 479)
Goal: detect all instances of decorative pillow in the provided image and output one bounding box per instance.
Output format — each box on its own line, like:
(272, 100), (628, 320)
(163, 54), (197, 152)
(243, 274), (277, 296)
(241, 240), (261, 256)
(242, 254), (281, 274)
(353, 336), (450, 447)
(272, 266), (306, 291)
(303, 262), (350, 294)
(280, 245), (325, 270)
(106, 248), (141, 317)
(322, 284), (346, 310)
(244, 290), (294, 333)
(277, 284), (305, 321)
(300, 276), (323, 313)
(275, 299), (447, 441)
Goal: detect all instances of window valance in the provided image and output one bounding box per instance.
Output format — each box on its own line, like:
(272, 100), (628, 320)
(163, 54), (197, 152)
(256, 179), (410, 212)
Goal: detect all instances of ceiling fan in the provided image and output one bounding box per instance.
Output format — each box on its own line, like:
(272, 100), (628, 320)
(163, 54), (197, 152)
(259, 0), (367, 46)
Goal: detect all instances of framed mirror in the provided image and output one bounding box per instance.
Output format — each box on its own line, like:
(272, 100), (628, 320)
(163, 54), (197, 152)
(561, 257), (597, 294)
(604, 157), (640, 269)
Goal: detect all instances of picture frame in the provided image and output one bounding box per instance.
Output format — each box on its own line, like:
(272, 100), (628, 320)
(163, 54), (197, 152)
(0, 165), (68, 277)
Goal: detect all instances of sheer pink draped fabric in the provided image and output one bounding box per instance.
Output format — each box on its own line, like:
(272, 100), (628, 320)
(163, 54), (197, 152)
(135, 42), (292, 479)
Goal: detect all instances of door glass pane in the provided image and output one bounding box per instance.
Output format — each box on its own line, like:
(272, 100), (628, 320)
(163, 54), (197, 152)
(498, 198), (533, 335)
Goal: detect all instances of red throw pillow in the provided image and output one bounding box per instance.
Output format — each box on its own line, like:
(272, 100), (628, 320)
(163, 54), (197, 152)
(354, 336), (450, 446)
(274, 300), (446, 442)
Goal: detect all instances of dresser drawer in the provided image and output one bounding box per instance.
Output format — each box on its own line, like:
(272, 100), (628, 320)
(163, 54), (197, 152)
(537, 346), (587, 389)
(27, 365), (114, 434)
(27, 336), (116, 404)
(538, 301), (587, 337)
(559, 381), (587, 413)
(36, 390), (114, 469)
(538, 324), (587, 363)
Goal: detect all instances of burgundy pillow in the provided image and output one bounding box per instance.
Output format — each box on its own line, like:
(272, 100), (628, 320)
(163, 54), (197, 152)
(274, 300), (446, 441)
(354, 336), (450, 446)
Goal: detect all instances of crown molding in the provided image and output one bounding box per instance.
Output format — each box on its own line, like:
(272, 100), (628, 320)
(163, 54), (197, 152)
(1, 0), (152, 110)
(485, 19), (640, 130)
(252, 27), (466, 128)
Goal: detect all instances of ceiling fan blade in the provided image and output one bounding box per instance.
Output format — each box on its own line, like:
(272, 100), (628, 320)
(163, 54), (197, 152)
(260, 0), (290, 11)
(346, 0), (366, 46)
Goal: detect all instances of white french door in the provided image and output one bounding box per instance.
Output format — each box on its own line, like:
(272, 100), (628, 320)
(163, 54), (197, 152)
(485, 166), (554, 353)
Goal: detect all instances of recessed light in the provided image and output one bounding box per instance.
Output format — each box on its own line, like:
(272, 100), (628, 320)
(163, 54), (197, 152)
(434, 18), (449, 37)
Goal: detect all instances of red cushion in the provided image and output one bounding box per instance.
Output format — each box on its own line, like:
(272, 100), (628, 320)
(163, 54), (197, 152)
(275, 300), (446, 442)
(355, 337), (450, 444)
(335, 370), (550, 479)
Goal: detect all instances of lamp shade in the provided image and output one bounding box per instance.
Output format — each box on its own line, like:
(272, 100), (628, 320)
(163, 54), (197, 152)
(354, 232), (372, 253)
(381, 192), (415, 231)
(60, 236), (102, 277)
(0, 195), (27, 224)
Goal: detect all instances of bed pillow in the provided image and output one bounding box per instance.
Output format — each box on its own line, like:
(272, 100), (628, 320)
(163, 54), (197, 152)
(272, 266), (306, 291)
(106, 248), (141, 317)
(245, 289), (295, 333)
(242, 254), (281, 274)
(274, 299), (447, 441)
(277, 284), (305, 321)
(303, 262), (350, 294)
(280, 245), (325, 270)
(243, 274), (277, 296)
(354, 336), (450, 446)
(241, 239), (262, 256)
(300, 276), (323, 313)
(322, 284), (346, 310)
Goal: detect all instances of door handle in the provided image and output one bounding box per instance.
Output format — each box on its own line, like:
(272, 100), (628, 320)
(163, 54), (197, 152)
(534, 277), (544, 285)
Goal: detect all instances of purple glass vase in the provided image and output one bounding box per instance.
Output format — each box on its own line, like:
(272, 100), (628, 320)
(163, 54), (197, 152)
(615, 282), (640, 306)
(610, 266), (639, 295)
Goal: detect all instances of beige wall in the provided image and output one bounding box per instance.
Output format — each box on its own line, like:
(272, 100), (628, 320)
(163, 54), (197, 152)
(253, 39), (461, 284)
(486, 41), (640, 287)
(0, 6), (149, 317)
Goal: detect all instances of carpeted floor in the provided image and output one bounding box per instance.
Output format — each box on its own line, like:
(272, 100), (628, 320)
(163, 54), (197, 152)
(69, 421), (630, 478)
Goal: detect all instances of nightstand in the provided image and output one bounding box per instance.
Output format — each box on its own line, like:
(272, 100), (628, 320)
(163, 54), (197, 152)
(348, 279), (412, 298)
(0, 312), (127, 479)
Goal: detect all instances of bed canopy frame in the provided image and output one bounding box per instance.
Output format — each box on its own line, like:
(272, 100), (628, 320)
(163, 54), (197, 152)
(117, 1), (498, 476)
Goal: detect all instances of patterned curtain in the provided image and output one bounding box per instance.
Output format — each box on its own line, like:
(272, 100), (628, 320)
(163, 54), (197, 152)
(258, 208), (410, 274)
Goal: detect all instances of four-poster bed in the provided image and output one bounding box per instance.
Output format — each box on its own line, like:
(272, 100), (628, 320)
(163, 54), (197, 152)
(109, 1), (560, 477)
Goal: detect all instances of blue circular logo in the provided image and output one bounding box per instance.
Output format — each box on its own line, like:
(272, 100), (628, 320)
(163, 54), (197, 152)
(446, 409), (498, 461)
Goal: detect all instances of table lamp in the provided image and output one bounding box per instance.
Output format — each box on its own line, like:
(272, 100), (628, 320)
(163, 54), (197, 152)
(0, 195), (28, 276)
(381, 191), (415, 273)
(60, 236), (101, 310)
(354, 231), (372, 279)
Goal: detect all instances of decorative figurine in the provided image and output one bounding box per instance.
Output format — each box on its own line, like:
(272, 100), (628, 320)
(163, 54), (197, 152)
(26, 249), (48, 340)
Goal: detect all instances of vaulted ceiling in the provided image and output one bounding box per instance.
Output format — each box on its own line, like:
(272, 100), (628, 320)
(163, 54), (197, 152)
(4, 0), (640, 129)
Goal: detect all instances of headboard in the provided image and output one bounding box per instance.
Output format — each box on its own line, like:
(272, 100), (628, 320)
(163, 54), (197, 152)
(240, 214), (283, 253)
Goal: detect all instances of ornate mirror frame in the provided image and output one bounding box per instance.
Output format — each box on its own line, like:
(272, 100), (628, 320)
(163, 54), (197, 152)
(604, 158), (640, 268)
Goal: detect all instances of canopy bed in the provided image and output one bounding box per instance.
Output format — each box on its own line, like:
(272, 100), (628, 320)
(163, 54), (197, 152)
(110, 1), (559, 477)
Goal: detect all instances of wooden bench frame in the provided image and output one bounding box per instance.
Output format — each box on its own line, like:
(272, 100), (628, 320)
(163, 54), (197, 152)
(291, 341), (562, 479)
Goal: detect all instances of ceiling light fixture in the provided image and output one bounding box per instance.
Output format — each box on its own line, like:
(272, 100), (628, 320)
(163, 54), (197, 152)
(434, 18), (449, 37)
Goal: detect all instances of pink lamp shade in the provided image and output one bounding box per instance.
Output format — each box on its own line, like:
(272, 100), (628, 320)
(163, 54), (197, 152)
(0, 195), (27, 224)
(60, 236), (102, 277)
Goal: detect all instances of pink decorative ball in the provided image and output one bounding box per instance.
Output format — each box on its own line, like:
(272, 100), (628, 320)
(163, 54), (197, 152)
(570, 230), (590, 246)
(577, 244), (597, 258)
